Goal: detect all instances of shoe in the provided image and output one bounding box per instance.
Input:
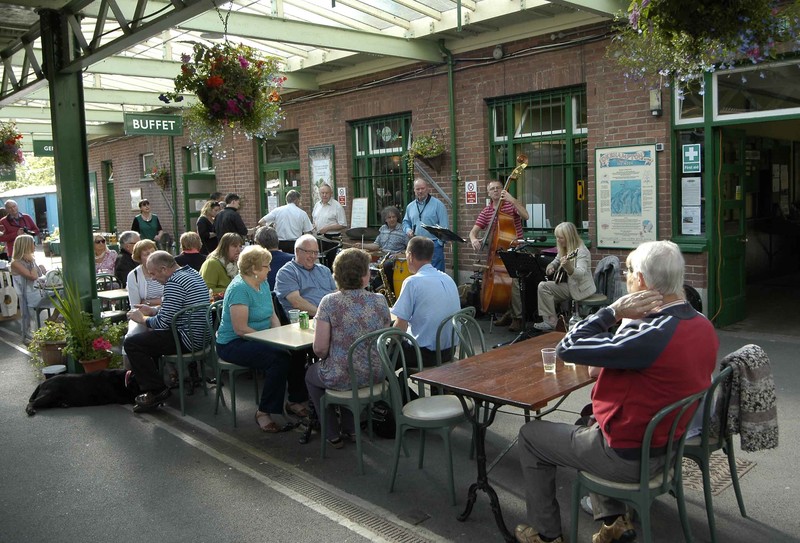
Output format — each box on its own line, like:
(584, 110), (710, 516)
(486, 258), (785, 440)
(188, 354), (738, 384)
(167, 372), (179, 390)
(133, 388), (171, 413)
(508, 319), (523, 333)
(581, 495), (594, 516)
(255, 411), (281, 433)
(592, 514), (637, 543)
(285, 402), (310, 418)
(327, 437), (344, 449)
(494, 312), (513, 327)
(514, 524), (563, 543)
(340, 431), (357, 443)
(533, 320), (555, 331)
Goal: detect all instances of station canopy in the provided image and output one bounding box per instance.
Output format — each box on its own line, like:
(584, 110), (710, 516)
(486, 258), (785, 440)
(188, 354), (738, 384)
(0, 0), (624, 145)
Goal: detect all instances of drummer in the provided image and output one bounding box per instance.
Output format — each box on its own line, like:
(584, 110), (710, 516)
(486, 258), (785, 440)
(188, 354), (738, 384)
(469, 178), (528, 333)
(355, 206), (407, 293)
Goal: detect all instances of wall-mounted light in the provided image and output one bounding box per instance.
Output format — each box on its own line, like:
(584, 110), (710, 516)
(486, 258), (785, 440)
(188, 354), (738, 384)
(649, 89), (663, 117)
(492, 45), (504, 60)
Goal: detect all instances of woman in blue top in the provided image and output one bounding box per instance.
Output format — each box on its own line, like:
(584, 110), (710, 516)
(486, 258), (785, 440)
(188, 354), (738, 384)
(215, 246), (302, 433)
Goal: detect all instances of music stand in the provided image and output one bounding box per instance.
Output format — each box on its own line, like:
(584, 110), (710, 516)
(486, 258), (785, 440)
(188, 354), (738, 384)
(420, 224), (467, 243)
(498, 249), (546, 344)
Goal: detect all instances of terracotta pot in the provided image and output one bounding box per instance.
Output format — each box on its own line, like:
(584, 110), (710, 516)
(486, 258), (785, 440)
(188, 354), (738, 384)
(40, 340), (66, 366)
(79, 356), (111, 373)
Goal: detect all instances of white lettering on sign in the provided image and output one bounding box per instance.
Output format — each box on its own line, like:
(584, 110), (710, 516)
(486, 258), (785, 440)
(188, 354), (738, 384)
(132, 118), (177, 131)
(44, 146), (53, 152)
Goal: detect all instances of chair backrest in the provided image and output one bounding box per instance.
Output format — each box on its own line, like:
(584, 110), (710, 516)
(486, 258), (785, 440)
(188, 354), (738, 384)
(169, 302), (213, 357)
(377, 329), (425, 412)
(593, 255), (620, 301)
(640, 389), (706, 492)
(271, 291), (290, 325)
(434, 306), (475, 366)
(345, 327), (392, 395)
(451, 312), (486, 360)
(697, 365), (734, 450)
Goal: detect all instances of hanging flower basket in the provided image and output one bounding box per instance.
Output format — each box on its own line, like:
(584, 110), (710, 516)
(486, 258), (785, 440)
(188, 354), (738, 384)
(405, 129), (447, 174)
(151, 164), (170, 190)
(0, 121), (25, 173)
(608, 0), (800, 90)
(159, 41), (285, 158)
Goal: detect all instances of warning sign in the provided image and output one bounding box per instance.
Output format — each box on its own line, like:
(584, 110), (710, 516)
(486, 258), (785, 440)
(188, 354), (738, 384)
(465, 180), (478, 205)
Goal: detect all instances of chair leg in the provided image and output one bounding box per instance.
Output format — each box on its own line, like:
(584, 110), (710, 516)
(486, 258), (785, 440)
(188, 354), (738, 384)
(177, 361), (186, 416)
(696, 456), (717, 543)
(417, 429), (426, 469)
(251, 369), (259, 404)
(675, 475), (694, 543)
(229, 371), (237, 427)
(639, 505), (652, 543)
(441, 428), (456, 505)
(214, 368), (226, 414)
(569, 478), (582, 543)
(388, 426), (405, 493)
(319, 396), (328, 459)
(353, 406), (365, 475)
(725, 440), (747, 517)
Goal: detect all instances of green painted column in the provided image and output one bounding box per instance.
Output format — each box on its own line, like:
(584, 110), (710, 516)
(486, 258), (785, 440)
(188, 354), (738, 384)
(40, 9), (97, 317)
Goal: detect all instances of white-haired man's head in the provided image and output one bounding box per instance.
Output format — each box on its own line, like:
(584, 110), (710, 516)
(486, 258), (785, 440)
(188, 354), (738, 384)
(627, 240), (685, 297)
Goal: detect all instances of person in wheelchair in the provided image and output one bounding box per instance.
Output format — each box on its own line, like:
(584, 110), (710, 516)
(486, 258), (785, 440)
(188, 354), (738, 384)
(360, 206), (407, 293)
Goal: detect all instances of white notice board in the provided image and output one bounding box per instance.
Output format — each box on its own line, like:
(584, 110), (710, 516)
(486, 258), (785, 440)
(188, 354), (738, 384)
(350, 198), (369, 228)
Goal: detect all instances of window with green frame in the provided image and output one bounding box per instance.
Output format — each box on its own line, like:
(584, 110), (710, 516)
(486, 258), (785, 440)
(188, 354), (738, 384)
(185, 148), (214, 172)
(488, 86), (588, 233)
(351, 114), (411, 226)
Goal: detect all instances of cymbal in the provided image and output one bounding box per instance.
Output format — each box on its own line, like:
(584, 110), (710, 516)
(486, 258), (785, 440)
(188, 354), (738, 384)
(345, 227), (380, 240)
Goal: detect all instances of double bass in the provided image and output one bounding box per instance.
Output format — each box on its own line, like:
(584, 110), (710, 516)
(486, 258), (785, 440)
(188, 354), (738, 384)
(478, 154), (529, 314)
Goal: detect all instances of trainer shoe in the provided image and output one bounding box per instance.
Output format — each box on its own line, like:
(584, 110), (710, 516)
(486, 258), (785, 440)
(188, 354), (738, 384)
(592, 514), (637, 543)
(514, 524), (563, 543)
(533, 320), (555, 331)
(495, 312), (513, 327)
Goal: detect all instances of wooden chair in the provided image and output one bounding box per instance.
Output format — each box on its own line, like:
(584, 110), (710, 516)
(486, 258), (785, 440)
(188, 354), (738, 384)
(570, 389), (706, 543)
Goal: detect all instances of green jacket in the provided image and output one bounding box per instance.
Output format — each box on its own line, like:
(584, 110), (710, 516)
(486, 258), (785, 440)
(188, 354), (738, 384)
(199, 258), (232, 294)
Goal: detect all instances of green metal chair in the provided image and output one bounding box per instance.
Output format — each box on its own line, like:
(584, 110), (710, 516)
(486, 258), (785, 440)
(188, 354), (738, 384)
(569, 389), (706, 543)
(450, 311), (486, 360)
(377, 328), (471, 505)
(434, 306), (475, 366)
(319, 327), (392, 475)
(158, 302), (213, 416)
(683, 365), (746, 543)
(207, 300), (260, 427)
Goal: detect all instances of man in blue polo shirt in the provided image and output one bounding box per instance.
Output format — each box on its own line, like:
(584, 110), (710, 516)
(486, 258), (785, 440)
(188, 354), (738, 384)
(391, 236), (461, 378)
(274, 234), (336, 317)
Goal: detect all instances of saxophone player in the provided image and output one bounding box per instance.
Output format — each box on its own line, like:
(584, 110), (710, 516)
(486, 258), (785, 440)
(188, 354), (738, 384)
(359, 206), (407, 297)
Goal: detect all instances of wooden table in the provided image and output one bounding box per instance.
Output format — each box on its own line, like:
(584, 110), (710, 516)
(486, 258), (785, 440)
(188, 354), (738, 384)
(412, 332), (595, 542)
(244, 321), (315, 350)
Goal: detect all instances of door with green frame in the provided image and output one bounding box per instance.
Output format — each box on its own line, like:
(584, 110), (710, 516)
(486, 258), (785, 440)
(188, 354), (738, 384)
(714, 128), (747, 326)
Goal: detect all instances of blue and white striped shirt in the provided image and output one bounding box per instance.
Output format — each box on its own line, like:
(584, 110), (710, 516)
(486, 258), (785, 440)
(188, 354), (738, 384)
(146, 266), (209, 351)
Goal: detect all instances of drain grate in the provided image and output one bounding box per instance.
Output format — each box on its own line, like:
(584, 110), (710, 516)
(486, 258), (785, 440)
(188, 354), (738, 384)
(161, 413), (438, 543)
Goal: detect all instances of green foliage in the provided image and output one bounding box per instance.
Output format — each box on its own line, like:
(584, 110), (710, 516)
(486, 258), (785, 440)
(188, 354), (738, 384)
(609, 0), (800, 89)
(405, 129), (446, 172)
(0, 157), (56, 192)
(28, 320), (67, 371)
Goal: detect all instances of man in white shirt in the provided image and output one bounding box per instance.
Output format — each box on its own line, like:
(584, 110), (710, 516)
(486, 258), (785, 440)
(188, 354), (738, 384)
(259, 189), (313, 253)
(312, 184), (347, 235)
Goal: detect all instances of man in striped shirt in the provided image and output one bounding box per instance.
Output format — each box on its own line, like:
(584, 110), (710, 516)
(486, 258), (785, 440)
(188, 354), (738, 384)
(124, 251), (210, 413)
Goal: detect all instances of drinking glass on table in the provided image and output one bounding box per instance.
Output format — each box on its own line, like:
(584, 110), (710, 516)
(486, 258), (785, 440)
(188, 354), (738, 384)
(541, 348), (557, 374)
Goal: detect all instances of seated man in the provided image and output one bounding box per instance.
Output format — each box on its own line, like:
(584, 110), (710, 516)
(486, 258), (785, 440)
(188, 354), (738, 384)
(361, 205), (407, 295)
(124, 251), (210, 413)
(391, 236), (461, 369)
(254, 226), (293, 292)
(274, 234), (336, 317)
(515, 240), (718, 543)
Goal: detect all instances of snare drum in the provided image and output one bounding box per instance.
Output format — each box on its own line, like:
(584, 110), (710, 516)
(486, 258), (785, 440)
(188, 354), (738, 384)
(393, 257), (412, 295)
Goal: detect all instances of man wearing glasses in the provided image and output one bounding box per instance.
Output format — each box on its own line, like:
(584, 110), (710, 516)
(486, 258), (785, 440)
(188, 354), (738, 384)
(274, 234), (336, 317)
(114, 230), (140, 288)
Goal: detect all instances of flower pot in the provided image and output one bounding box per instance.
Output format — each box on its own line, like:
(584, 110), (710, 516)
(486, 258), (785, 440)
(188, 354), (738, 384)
(79, 356), (111, 373)
(41, 340), (66, 366)
(420, 153), (444, 173)
(43, 241), (52, 258)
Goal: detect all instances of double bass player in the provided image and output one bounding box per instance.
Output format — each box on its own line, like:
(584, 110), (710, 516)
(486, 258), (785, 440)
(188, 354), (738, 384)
(469, 178), (529, 332)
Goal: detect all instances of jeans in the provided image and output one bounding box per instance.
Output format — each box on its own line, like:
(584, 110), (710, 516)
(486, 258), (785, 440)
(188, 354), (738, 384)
(216, 338), (292, 414)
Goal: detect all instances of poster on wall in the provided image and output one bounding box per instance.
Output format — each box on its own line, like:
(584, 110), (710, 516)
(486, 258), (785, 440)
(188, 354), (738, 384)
(308, 145), (335, 210)
(595, 144), (657, 248)
(130, 188), (142, 211)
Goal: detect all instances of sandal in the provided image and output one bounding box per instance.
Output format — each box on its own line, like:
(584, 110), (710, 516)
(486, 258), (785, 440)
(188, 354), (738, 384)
(285, 402), (310, 418)
(255, 411), (280, 433)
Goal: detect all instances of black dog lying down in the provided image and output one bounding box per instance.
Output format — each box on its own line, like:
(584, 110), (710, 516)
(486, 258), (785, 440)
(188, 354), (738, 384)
(26, 369), (140, 416)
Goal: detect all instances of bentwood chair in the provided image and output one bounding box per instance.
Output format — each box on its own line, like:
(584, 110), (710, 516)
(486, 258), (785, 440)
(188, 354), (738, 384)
(570, 389), (706, 543)
(377, 329), (471, 505)
(683, 365), (746, 543)
(319, 327), (391, 475)
(207, 300), (260, 427)
(158, 302), (213, 416)
(434, 306), (475, 366)
(450, 311), (486, 360)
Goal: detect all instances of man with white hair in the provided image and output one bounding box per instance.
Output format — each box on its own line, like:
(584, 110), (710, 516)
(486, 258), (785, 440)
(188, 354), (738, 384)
(274, 234), (336, 317)
(259, 190), (313, 253)
(514, 241), (718, 543)
(0, 200), (39, 259)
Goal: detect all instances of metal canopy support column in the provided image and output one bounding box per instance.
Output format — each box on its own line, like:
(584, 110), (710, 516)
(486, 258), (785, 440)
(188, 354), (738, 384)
(40, 9), (97, 317)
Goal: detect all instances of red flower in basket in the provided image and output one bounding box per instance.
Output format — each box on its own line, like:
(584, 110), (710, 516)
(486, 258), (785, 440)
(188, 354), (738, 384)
(92, 337), (113, 351)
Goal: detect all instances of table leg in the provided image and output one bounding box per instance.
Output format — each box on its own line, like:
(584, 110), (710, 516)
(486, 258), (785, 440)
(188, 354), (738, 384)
(456, 397), (515, 543)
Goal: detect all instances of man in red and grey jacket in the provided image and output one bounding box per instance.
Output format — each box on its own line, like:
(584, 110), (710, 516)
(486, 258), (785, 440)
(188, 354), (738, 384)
(0, 200), (39, 259)
(514, 240), (718, 543)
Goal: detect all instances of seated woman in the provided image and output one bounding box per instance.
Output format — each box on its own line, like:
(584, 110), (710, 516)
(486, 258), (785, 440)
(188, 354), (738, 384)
(306, 248), (392, 449)
(174, 232), (206, 272)
(126, 239), (163, 309)
(360, 206), (407, 295)
(93, 234), (118, 275)
(534, 221), (596, 331)
(215, 246), (306, 432)
(200, 232), (243, 296)
(9, 234), (47, 340)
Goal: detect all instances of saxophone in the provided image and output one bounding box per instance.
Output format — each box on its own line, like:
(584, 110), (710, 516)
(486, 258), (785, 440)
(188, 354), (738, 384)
(375, 252), (396, 306)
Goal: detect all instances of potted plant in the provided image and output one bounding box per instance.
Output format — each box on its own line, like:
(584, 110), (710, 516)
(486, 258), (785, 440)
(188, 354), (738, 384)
(150, 164), (170, 190)
(159, 41), (285, 158)
(28, 320), (67, 368)
(43, 228), (59, 258)
(51, 280), (127, 372)
(0, 120), (24, 174)
(406, 129), (446, 173)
